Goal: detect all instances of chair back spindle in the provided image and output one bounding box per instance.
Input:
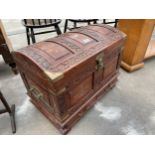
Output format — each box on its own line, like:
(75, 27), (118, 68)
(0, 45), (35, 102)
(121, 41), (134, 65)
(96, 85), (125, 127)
(22, 19), (62, 45)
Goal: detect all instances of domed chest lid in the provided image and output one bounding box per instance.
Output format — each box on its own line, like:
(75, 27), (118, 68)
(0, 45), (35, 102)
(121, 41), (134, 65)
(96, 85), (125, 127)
(15, 24), (125, 73)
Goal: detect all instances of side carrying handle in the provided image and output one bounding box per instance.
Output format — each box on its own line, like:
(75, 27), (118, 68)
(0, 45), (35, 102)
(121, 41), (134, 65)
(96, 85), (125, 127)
(29, 85), (52, 111)
(29, 86), (43, 99)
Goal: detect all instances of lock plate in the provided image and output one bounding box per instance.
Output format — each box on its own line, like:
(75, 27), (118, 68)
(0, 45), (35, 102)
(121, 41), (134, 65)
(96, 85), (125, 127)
(96, 53), (104, 71)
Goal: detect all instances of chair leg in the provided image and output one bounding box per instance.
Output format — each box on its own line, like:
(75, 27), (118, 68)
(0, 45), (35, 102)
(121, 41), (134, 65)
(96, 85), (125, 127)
(64, 19), (68, 33)
(114, 19), (118, 28)
(0, 91), (16, 134)
(73, 22), (77, 29)
(30, 28), (36, 44)
(10, 104), (16, 134)
(0, 91), (11, 113)
(55, 24), (62, 35)
(26, 28), (30, 45)
(94, 20), (97, 24)
(9, 63), (18, 75)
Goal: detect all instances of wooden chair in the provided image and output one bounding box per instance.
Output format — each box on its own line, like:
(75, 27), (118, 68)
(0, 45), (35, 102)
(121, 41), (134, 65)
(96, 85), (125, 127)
(64, 19), (98, 33)
(0, 20), (17, 74)
(103, 19), (119, 28)
(22, 19), (62, 45)
(0, 90), (16, 134)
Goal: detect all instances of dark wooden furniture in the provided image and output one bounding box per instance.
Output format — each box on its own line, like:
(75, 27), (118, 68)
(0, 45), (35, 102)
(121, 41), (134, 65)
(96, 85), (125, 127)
(22, 19), (62, 45)
(0, 91), (16, 134)
(0, 20), (17, 73)
(118, 19), (155, 72)
(64, 19), (98, 33)
(13, 24), (126, 134)
(103, 19), (119, 28)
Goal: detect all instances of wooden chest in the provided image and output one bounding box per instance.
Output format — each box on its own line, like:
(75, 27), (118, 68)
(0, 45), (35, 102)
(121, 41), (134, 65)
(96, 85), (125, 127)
(13, 24), (126, 134)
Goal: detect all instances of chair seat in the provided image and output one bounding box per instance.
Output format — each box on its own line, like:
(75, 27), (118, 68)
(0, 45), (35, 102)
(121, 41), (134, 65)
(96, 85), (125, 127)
(22, 19), (61, 28)
(22, 19), (62, 45)
(64, 19), (98, 33)
(68, 19), (98, 23)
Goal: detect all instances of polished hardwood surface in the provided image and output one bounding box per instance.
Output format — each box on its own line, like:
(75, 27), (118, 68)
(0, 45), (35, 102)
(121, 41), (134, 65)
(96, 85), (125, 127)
(118, 19), (155, 72)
